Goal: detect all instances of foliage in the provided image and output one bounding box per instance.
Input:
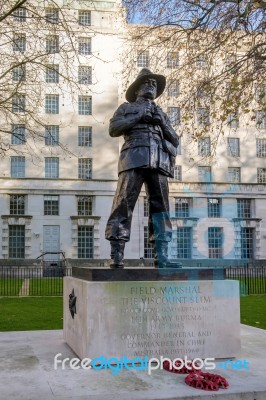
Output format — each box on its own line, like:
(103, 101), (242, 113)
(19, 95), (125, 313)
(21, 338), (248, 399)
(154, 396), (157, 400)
(122, 0), (266, 159)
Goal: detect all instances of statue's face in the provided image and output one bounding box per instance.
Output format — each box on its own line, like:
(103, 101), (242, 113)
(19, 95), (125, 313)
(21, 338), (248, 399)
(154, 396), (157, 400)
(135, 78), (157, 100)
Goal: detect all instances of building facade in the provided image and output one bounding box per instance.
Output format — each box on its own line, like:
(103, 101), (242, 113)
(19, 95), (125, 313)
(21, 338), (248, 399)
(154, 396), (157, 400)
(0, 0), (265, 265)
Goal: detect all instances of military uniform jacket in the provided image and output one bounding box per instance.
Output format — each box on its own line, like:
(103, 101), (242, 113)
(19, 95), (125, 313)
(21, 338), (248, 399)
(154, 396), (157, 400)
(109, 98), (179, 178)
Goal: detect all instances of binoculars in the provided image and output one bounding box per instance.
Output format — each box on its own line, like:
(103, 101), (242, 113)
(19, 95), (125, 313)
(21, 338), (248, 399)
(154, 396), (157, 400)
(143, 105), (162, 124)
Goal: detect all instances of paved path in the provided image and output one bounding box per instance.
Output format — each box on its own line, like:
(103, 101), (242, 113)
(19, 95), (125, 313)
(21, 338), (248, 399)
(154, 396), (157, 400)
(0, 325), (265, 399)
(19, 278), (30, 296)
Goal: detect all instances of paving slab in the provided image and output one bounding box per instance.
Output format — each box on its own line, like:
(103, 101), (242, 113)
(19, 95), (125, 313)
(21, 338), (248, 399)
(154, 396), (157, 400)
(0, 325), (265, 400)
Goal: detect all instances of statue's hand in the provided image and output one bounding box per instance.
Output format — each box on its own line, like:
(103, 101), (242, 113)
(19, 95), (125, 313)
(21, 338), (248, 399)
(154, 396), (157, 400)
(153, 106), (166, 127)
(137, 102), (153, 122)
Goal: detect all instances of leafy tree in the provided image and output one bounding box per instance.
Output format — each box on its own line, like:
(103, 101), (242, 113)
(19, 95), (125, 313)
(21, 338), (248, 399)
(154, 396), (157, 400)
(122, 0), (266, 158)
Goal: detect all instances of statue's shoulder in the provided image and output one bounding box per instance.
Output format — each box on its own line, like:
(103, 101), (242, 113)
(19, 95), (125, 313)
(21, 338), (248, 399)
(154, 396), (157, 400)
(114, 101), (139, 116)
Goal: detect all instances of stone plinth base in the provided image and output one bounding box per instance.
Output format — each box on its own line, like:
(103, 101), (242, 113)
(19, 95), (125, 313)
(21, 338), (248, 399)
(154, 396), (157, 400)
(64, 271), (240, 360)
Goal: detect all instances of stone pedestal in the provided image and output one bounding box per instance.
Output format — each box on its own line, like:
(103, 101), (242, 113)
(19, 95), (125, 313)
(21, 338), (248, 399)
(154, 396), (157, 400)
(64, 268), (240, 360)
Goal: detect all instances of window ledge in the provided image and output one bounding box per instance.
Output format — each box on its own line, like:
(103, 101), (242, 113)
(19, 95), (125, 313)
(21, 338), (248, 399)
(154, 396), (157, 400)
(1, 215), (32, 219)
(70, 215), (101, 220)
(171, 217), (199, 221)
(232, 218), (262, 222)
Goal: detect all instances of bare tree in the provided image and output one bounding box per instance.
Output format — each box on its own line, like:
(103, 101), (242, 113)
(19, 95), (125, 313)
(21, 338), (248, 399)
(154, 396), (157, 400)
(0, 0), (101, 158)
(122, 0), (266, 159)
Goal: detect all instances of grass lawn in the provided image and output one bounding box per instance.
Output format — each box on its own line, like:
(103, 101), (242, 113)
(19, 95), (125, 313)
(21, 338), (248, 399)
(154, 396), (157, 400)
(29, 278), (63, 296)
(0, 295), (265, 332)
(0, 297), (63, 331)
(240, 295), (266, 330)
(0, 278), (23, 296)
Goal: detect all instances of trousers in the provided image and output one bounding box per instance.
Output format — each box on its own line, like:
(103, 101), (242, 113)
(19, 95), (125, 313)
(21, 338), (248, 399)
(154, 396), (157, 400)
(105, 168), (172, 243)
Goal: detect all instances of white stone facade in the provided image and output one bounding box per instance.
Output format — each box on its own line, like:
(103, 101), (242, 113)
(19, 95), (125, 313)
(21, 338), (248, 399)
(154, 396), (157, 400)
(0, 0), (265, 264)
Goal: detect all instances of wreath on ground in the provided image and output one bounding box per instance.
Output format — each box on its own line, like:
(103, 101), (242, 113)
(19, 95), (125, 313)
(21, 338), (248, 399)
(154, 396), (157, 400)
(163, 359), (229, 391)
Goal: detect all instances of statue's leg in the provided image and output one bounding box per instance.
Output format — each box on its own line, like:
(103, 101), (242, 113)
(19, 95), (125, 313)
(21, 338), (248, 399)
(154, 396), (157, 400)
(105, 169), (144, 267)
(144, 171), (172, 268)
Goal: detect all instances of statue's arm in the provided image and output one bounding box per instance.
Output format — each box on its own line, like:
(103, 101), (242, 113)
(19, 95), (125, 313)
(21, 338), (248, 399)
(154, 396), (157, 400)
(161, 114), (179, 147)
(155, 106), (179, 147)
(109, 103), (142, 137)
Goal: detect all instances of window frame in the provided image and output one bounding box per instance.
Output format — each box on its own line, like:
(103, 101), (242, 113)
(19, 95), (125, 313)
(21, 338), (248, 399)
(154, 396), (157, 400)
(45, 157), (59, 178)
(78, 158), (92, 179)
(11, 156), (25, 178)
(44, 195), (59, 216)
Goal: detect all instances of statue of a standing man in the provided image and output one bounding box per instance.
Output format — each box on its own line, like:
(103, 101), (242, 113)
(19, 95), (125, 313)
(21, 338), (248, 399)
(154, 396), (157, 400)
(105, 68), (179, 268)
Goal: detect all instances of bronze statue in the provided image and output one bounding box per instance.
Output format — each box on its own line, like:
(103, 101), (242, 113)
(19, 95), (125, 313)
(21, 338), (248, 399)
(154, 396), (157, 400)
(105, 68), (179, 268)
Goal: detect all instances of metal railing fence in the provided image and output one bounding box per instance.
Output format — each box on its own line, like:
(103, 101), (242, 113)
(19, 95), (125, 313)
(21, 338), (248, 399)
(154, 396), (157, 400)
(0, 265), (265, 296)
(0, 266), (72, 296)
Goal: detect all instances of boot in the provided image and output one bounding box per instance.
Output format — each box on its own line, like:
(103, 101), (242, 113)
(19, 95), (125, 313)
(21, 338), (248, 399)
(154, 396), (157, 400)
(154, 241), (169, 269)
(110, 240), (125, 269)
(154, 241), (182, 269)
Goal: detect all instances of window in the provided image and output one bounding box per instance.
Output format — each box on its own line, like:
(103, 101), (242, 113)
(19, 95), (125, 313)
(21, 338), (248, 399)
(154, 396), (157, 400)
(78, 66), (92, 84)
(44, 195), (59, 215)
(176, 227), (191, 258)
(173, 165), (182, 181)
(257, 168), (266, 183)
(167, 107), (180, 126)
(198, 166), (211, 182)
(167, 52), (179, 68)
(208, 198), (221, 218)
(255, 85), (266, 102)
(256, 139), (266, 157)
(175, 198), (189, 218)
(167, 81), (179, 97)
(45, 157), (59, 178)
(13, 34), (26, 52)
(241, 228), (254, 259)
(78, 226), (94, 258)
(227, 138), (240, 157)
(10, 195), (25, 215)
(46, 65), (59, 83)
(208, 227), (223, 258)
(237, 199), (251, 218)
(12, 65), (26, 81)
(45, 94), (59, 114)
(11, 156), (25, 177)
(78, 158), (92, 179)
(196, 55), (207, 68)
(198, 137), (211, 156)
(79, 10), (91, 25)
(136, 51), (149, 67)
(11, 124), (25, 145)
(197, 85), (209, 99)
(45, 8), (59, 23)
(78, 96), (92, 115)
(77, 196), (93, 216)
(144, 226), (154, 259)
(256, 111), (266, 129)
(9, 225), (25, 258)
(46, 35), (59, 53)
(227, 111), (239, 128)
(45, 125), (59, 146)
(12, 94), (26, 112)
(78, 126), (92, 146)
(144, 197), (149, 217)
(78, 38), (91, 55)
(228, 167), (241, 183)
(13, 7), (26, 21)
(197, 108), (210, 126)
